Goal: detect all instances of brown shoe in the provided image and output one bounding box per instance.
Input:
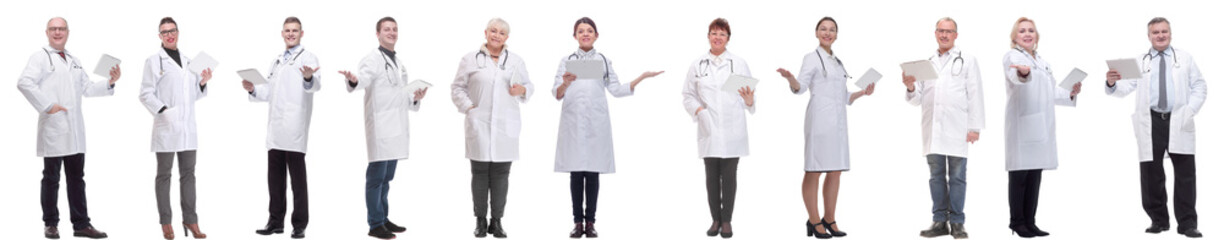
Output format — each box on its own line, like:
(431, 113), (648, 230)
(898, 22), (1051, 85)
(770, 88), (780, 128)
(183, 224), (207, 239)
(584, 222), (598, 238)
(568, 223), (584, 238)
(72, 226), (108, 239)
(45, 226), (60, 239)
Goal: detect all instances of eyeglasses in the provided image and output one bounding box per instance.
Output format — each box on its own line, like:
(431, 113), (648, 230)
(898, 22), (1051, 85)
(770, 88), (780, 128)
(159, 28), (179, 36)
(47, 27), (68, 32)
(936, 29), (957, 34)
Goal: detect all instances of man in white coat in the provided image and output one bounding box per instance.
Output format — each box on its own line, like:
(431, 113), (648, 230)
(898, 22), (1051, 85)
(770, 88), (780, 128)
(243, 16), (321, 239)
(1105, 17), (1206, 238)
(902, 17), (984, 239)
(17, 17), (117, 239)
(338, 17), (427, 240)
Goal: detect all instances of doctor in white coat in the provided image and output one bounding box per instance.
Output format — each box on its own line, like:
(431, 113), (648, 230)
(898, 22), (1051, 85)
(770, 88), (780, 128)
(450, 18), (531, 238)
(903, 17), (984, 240)
(682, 18), (756, 239)
(776, 17), (873, 239)
(1000, 17), (1080, 238)
(338, 17), (426, 240)
(553, 17), (662, 238)
(139, 17), (210, 239)
(17, 17), (117, 239)
(241, 17), (320, 239)
(1105, 17), (1206, 238)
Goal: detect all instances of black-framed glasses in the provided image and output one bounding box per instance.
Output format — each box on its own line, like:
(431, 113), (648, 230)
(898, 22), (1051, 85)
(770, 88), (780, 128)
(159, 28), (179, 35)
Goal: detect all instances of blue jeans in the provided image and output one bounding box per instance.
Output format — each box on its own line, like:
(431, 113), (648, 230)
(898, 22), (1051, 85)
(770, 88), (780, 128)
(927, 154), (967, 224)
(366, 160), (398, 229)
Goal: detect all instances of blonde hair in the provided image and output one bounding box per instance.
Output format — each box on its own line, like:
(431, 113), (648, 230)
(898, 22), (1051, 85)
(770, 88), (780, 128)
(487, 18), (510, 34)
(1009, 17), (1039, 50)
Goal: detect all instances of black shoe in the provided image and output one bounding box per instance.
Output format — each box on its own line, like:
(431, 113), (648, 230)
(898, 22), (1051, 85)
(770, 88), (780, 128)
(569, 223), (584, 238)
(475, 218), (488, 238)
(367, 225), (396, 239)
(821, 218), (847, 237)
(45, 226), (60, 239)
(1179, 228), (1203, 238)
(291, 229), (306, 239)
(384, 220), (406, 233)
(255, 223), (285, 235)
(807, 220), (832, 239)
(718, 222), (732, 239)
(1009, 224), (1037, 238)
(949, 223), (969, 239)
(584, 222), (598, 238)
(707, 221), (720, 237)
(488, 218), (507, 238)
(919, 222), (949, 238)
(1026, 224), (1049, 237)
(1146, 223), (1170, 233)
(72, 226), (108, 239)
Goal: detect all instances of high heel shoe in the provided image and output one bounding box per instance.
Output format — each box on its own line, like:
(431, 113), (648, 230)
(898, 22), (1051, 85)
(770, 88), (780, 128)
(161, 224), (175, 240)
(807, 220), (832, 239)
(1026, 224), (1049, 237)
(707, 221), (720, 237)
(183, 224), (207, 239)
(1009, 224), (1037, 238)
(821, 218), (847, 237)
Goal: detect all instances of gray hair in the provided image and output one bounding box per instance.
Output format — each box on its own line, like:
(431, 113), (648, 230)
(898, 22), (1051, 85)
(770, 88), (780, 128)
(936, 17), (957, 31)
(487, 18), (510, 33)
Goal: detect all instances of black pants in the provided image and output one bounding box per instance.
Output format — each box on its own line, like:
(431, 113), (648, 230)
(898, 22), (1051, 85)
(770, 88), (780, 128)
(41, 153), (92, 230)
(704, 158), (739, 223)
(472, 160), (512, 219)
(1141, 110), (1197, 230)
(267, 149), (309, 229)
(1007, 169), (1042, 228)
(570, 171), (599, 223)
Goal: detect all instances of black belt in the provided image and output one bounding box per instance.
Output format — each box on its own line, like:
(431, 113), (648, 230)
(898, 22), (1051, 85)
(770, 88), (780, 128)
(1151, 109), (1170, 121)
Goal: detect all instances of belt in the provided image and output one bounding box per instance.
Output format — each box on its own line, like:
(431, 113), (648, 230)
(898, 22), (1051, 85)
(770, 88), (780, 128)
(1151, 109), (1170, 121)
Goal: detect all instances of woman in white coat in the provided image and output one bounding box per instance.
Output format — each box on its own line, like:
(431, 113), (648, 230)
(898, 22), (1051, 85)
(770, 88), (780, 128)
(1001, 17), (1080, 238)
(138, 17), (210, 239)
(450, 18), (531, 238)
(776, 17), (874, 239)
(553, 17), (663, 238)
(681, 18), (756, 239)
(338, 17), (426, 240)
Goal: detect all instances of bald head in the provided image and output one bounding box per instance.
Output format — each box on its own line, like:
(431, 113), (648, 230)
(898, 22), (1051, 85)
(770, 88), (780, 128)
(46, 17), (69, 50)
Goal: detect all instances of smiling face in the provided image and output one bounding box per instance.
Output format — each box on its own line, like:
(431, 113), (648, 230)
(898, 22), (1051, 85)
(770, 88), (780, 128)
(159, 22), (178, 49)
(574, 23), (598, 50)
(708, 28), (729, 54)
(1014, 21), (1037, 51)
(283, 22), (302, 48)
(935, 20), (958, 51)
(46, 18), (69, 50)
(377, 21), (398, 48)
(816, 20), (837, 50)
(485, 25), (508, 51)
(1148, 22), (1171, 51)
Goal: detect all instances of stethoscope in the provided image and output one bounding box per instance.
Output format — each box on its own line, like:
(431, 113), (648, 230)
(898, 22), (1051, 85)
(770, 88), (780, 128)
(1142, 48), (1180, 73)
(269, 47), (306, 79)
(931, 51), (965, 76)
(476, 49), (510, 70)
(568, 52), (611, 80)
(155, 53), (189, 76)
(816, 50), (851, 79)
(696, 58), (733, 78)
(42, 48), (82, 72)
(380, 50), (406, 86)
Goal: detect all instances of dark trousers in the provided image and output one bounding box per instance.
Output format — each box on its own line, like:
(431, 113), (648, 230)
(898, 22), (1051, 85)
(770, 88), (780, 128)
(471, 160), (512, 219)
(1141, 110), (1197, 230)
(267, 149), (309, 229)
(704, 157), (739, 223)
(41, 153), (92, 230)
(1007, 169), (1042, 228)
(570, 171), (600, 223)
(365, 160), (398, 229)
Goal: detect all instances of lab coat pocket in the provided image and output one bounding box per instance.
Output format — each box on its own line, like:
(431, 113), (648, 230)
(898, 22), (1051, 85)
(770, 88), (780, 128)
(504, 118), (522, 138)
(154, 107), (176, 132)
(42, 112), (71, 136)
(1018, 113), (1048, 143)
(1180, 111), (1196, 132)
(375, 110), (404, 139)
(697, 110), (715, 139)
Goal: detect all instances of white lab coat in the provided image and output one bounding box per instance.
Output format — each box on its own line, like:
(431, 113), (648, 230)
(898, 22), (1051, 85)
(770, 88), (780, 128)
(1106, 47), (1207, 162)
(348, 48), (421, 162)
(552, 48), (633, 173)
(791, 49), (853, 171)
(451, 46), (534, 162)
(140, 48), (208, 153)
(682, 51), (754, 159)
(248, 46), (322, 153)
(17, 46), (115, 157)
(905, 47), (985, 158)
(1002, 49), (1075, 171)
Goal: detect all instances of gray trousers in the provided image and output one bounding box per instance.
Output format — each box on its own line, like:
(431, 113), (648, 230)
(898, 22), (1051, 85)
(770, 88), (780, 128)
(471, 160), (511, 219)
(705, 157), (739, 222)
(156, 151), (198, 225)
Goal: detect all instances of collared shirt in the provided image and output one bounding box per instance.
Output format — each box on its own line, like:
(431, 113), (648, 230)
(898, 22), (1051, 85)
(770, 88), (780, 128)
(1149, 47), (1175, 113)
(378, 46), (396, 65)
(163, 46), (182, 67)
(284, 44), (303, 62)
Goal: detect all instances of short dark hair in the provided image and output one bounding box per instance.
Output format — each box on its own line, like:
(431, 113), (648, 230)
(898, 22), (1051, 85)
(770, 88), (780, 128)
(573, 17), (597, 36)
(1148, 17), (1169, 26)
(159, 17), (176, 28)
(376, 17), (396, 32)
(709, 18), (730, 38)
(284, 16), (302, 28)
(816, 17), (838, 32)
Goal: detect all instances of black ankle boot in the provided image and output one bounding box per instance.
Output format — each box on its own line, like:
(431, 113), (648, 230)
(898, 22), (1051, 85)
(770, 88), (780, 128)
(488, 218), (507, 238)
(475, 218), (488, 238)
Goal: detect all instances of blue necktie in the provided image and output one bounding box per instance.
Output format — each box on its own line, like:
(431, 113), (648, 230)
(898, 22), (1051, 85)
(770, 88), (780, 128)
(1158, 51), (1167, 111)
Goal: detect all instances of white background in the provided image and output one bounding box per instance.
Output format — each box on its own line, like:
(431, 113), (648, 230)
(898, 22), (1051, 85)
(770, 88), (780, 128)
(0, 0), (1218, 239)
